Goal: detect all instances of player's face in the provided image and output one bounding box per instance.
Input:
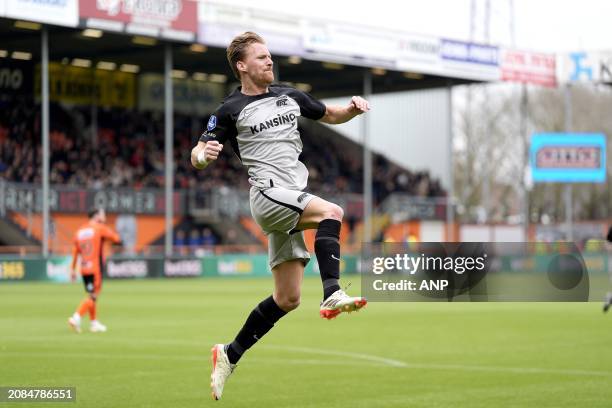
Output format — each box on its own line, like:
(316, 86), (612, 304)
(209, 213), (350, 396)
(241, 42), (274, 85)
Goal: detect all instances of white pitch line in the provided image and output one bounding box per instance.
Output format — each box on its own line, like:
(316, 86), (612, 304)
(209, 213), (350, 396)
(0, 351), (381, 368)
(262, 345), (408, 367)
(2, 337), (611, 377)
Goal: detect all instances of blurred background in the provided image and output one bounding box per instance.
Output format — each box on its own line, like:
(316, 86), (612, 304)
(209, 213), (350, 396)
(0, 0), (610, 280)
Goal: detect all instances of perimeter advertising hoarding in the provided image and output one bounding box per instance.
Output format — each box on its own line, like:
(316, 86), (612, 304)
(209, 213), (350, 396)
(5, 0), (78, 27)
(530, 133), (607, 183)
(79, 0), (197, 42)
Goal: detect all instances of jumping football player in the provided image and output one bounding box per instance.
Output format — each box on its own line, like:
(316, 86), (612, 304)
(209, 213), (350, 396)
(190, 32), (370, 400)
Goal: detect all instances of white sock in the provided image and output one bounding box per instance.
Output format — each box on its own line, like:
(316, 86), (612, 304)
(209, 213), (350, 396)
(72, 313), (81, 323)
(91, 320), (99, 325)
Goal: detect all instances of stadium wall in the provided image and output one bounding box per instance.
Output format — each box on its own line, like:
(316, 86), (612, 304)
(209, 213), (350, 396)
(321, 88), (451, 189)
(0, 254), (360, 282)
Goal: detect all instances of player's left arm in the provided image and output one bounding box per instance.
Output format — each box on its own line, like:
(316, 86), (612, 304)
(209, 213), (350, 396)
(319, 96), (370, 124)
(70, 240), (79, 282)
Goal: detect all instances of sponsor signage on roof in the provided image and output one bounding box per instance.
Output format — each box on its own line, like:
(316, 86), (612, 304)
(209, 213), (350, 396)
(395, 34), (440, 73)
(530, 133), (607, 183)
(138, 73), (225, 115)
(438, 39), (500, 81)
(198, 1), (304, 56)
(5, 0), (78, 27)
(302, 23), (397, 68)
(500, 49), (556, 87)
(79, 0), (197, 42)
(558, 51), (612, 84)
(441, 39), (498, 66)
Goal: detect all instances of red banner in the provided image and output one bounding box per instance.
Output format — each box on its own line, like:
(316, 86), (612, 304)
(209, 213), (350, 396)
(79, 0), (197, 41)
(501, 49), (556, 87)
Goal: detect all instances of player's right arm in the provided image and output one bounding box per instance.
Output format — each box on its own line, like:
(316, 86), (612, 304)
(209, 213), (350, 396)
(191, 110), (232, 170)
(191, 140), (224, 169)
(100, 224), (122, 245)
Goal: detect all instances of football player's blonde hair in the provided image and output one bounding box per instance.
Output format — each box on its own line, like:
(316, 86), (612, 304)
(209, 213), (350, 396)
(226, 31), (265, 80)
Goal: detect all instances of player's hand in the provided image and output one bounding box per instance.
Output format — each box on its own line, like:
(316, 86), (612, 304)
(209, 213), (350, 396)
(199, 141), (223, 163)
(349, 96), (370, 114)
(70, 270), (77, 283)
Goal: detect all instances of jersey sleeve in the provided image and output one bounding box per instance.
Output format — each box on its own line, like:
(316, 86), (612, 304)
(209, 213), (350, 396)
(289, 89), (326, 120)
(199, 105), (236, 144)
(101, 225), (121, 244)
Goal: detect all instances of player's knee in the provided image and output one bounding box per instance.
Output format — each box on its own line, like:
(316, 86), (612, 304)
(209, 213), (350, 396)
(277, 295), (301, 312)
(323, 203), (344, 221)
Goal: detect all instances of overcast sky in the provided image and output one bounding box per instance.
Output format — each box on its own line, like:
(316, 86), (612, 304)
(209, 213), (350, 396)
(217, 0), (612, 53)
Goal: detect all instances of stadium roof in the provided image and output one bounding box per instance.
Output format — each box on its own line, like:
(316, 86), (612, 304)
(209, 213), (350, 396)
(0, 18), (477, 99)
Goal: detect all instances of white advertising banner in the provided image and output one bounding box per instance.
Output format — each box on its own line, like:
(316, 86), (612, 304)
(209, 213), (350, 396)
(6, 0), (78, 27)
(303, 23), (397, 68)
(395, 33), (441, 74)
(198, 1), (304, 56)
(558, 51), (612, 84)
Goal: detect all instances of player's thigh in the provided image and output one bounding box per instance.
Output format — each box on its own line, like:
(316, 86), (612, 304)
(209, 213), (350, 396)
(82, 274), (95, 295)
(296, 197), (344, 230)
(272, 259), (304, 307)
(93, 273), (102, 298)
(250, 186), (316, 233)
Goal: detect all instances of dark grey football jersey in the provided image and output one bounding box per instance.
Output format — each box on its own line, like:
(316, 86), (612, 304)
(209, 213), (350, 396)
(200, 85), (326, 190)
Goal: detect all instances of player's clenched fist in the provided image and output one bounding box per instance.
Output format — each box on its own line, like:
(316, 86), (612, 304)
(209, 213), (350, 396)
(349, 96), (370, 114)
(191, 140), (224, 169)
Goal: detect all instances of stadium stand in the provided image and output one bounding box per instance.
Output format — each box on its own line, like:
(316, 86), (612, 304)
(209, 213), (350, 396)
(0, 94), (446, 251)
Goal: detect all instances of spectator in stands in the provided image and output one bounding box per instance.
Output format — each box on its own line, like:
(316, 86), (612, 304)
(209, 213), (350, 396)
(225, 228), (239, 246)
(201, 227), (217, 247)
(174, 229), (187, 246)
(188, 228), (203, 248)
(0, 94), (446, 204)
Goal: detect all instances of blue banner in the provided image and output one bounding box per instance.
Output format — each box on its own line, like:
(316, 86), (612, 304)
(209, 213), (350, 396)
(530, 133), (607, 183)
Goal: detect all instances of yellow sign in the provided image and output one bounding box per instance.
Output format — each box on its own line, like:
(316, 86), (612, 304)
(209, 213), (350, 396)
(0, 261), (25, 280)
(35, 63), (135, 108)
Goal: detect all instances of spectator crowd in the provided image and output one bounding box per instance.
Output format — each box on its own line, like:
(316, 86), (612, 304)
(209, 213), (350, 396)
(0, 96), (445, 205)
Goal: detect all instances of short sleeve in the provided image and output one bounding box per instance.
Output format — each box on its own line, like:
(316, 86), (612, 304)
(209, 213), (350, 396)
(289, 89), (326, 120)
(199, 106), (235, 144)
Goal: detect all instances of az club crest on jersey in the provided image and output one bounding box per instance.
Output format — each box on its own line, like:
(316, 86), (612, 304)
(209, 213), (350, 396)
(207, 115), (217, 131)
(276, 96), (288, 107)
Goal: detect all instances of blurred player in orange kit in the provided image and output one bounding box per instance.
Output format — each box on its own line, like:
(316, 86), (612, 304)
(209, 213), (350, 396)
(68, 207), (121, 333)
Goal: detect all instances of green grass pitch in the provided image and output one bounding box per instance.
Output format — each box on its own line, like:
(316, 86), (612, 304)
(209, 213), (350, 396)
(1, 277), (612, 407)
